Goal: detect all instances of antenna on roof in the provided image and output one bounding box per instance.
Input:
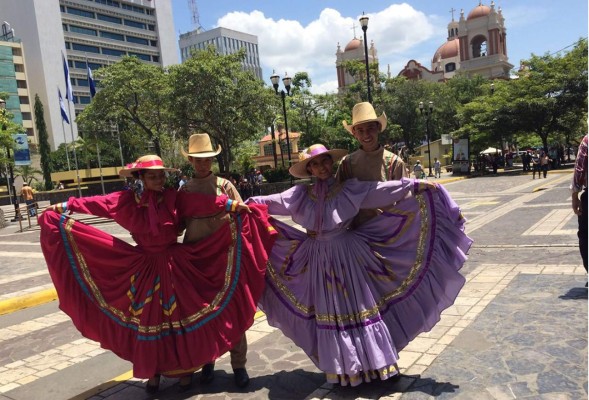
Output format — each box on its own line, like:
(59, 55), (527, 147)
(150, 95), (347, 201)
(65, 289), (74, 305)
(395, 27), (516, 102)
(187, 0), (205, 32)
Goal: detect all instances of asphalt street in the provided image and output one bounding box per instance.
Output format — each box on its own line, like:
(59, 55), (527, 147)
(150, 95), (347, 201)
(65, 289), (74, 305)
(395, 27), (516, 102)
(0, 168), (586, 400)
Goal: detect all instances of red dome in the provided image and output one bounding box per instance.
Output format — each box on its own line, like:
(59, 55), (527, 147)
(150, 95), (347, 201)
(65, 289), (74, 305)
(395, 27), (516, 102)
(467, 4), (491, 20)
(344, 38), (362, 52)
(433, 38), (459, 62)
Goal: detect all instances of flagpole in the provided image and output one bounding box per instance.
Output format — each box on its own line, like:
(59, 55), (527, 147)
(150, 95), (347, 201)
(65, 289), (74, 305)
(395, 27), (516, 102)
(67, 101), (82, 197)
(95, 135), (105, 195)
(62, 51), (82, 197)
(60, 119), (71, 170)
(58, 86), (71, 170)
(115, 122), (124, 168)
(86, 55), (104, 194)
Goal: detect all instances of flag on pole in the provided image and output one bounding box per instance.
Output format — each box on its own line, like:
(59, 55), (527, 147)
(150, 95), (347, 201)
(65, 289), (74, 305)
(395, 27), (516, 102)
(87, 66), (96, 98)
(62, 51), (73, 102)
(58, 88), (70, 124)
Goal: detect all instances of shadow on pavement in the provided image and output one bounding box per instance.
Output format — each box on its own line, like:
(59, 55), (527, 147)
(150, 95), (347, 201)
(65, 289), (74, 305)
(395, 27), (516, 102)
(163, 368), (325, 400)
(559, 287), (588, 300)
(397, 375), (460, 397)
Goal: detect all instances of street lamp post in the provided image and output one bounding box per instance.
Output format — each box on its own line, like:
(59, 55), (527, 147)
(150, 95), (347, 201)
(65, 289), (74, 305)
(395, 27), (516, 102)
(270, 71), (293, 168)
(419, 101), (435, 177)
(359, 12), (372, 104)
(0, 99), (21, 221)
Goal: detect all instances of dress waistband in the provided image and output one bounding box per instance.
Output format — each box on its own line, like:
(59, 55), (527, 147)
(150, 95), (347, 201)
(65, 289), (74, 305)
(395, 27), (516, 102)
(306, 228), (348, 241)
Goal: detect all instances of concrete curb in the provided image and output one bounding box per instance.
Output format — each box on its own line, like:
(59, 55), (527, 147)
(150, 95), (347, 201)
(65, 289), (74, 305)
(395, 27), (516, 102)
(0, 287), (57, 316)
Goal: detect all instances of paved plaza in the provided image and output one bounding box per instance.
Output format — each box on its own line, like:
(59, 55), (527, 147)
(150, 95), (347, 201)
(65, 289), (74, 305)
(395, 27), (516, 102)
(0, 169), (586, 400)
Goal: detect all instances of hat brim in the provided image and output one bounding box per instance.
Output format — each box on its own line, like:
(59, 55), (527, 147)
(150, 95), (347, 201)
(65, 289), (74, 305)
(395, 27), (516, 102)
(342, 113), (387, 135)
(181, 145), (222, 159)
(119, 166), (178, 178)
(288, 149), (348, 179)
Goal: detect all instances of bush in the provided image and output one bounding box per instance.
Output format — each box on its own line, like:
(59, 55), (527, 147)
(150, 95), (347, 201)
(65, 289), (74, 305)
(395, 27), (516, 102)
(263, 168), (291, 183)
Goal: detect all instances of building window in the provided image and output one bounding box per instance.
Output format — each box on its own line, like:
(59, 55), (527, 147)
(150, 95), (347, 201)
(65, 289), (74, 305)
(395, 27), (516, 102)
(263, 143), (275, 157)
(445, 63), (456, 72)
(97, 13), (122, 24)
(128, 52), (151, 61)
(95, 0), (120, 7)
(70, 25), (98, 36)
(124, 19), (146, 29)
(122, 3), (146, 14)
(280, 142), (290, 155)
(471, 35), (488, 58)
(102, 48), (125, 57)
(101, 31), (125, 41)
(72, 43), (100, 53)
(127, 36), (149, 45)
(67, 7), (95, 19)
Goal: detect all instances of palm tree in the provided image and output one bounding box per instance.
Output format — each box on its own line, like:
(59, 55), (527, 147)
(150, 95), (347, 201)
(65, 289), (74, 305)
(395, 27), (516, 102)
(14, 165), (43, 186)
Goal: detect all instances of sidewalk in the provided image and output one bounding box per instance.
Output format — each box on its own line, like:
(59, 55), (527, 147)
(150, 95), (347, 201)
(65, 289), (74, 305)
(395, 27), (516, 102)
(69, 263), (586, 400)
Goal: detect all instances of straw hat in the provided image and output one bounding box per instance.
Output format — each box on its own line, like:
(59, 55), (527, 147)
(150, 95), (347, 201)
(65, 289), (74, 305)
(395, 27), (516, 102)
(181, 133), (222, 158)
(119, 155), (177, 178)
(342, 102), (387, 134)
(289, 144), (348, 179)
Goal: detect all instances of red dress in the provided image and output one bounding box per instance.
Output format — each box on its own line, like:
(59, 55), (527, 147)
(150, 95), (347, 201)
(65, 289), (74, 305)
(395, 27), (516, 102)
(39, 188), (276, 378)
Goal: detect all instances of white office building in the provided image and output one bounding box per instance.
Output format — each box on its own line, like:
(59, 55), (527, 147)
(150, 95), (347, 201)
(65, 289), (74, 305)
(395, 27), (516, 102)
(179, 27), (262, 80)
(0, 0), (177, 150)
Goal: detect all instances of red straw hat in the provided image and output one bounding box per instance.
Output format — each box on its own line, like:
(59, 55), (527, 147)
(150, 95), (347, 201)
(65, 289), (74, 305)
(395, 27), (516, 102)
(119, 155), (178, 178)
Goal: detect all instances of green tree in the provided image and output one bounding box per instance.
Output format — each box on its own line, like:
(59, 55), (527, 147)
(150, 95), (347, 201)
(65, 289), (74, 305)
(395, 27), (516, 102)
(76, 56), (171, 158)
(14, 164), (42, 186)
(510, 38), (587, 151)
(232, 139), (259, 175)
(0, 95), (25, 187)
(168, 47), (275, 173)
(34, 94), (53, 190)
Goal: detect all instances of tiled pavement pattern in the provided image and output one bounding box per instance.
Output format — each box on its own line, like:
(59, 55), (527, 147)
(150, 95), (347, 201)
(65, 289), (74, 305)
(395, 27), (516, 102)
(0, 169), (586, 399)
(306, 265), (587, 400)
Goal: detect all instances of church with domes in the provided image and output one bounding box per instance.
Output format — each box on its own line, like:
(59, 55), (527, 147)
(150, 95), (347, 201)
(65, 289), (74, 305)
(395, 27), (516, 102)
(398, 1), (514, 81)
(335, 2), (514, 88)
(335, 29), (379, 93)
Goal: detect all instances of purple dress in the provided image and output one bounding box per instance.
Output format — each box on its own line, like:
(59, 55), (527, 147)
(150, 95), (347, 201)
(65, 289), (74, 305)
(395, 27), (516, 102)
(248, 177), (472, 386)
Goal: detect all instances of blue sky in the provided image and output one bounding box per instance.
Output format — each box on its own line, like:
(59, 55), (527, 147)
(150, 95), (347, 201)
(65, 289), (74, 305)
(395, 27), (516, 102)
(171, 0), (588, 94)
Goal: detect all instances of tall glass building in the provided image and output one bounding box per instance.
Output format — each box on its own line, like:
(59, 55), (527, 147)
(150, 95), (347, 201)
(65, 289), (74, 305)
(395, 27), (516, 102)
(0, 0), (177, 150)
(179, 27), (262, 80)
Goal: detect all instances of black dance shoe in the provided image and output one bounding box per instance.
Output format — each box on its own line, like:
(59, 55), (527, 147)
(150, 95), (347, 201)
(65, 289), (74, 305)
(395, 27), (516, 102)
(233, 368), (250, 388)
(200, 363), (215, 384)
(178, 374), (193, 392)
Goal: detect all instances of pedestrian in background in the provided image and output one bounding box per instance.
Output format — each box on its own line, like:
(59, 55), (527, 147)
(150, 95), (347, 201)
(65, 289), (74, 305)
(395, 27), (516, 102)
(532, 152), (541, 179)
(522, 151), (531, 172)
(177, 174), (188, 189)
(571, 134), (588, 277)
(20, 182), (36, 217)
(413, 160), (425, 179)
(434, 157), (442, 178)
(540, 151), (551, 178)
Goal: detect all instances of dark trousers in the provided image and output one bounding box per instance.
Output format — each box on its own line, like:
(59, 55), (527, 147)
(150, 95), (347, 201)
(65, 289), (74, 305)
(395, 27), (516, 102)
(579, 190), (588, 272)
(25, 199), (36, 216)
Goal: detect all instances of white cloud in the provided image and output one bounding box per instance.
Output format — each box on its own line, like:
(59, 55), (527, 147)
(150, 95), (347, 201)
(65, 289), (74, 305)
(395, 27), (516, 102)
(216, 5), (437, 94)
